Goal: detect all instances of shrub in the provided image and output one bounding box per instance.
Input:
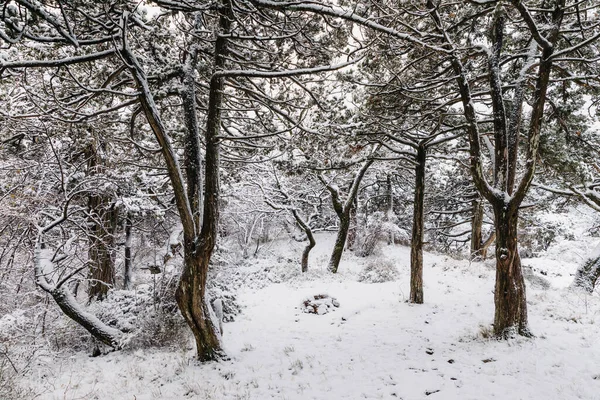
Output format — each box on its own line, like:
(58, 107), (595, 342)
(358, 258), (399, 283)
(355, 212), (409, 257)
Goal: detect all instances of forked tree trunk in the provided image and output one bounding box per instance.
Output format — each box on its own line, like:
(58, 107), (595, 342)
(324, 159), (374, 273)
(470, 196), (484, 260)
(119, 4), (230, 360)
(177, 240), (224, 361)
(291, 209), (315, 273)
(492, 205), (530, 338)
(410, 145), (426, 304)
(174, 0), (231, 361)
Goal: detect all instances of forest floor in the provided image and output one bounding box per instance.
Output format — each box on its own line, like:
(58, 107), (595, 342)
(17, 210), (600, 400)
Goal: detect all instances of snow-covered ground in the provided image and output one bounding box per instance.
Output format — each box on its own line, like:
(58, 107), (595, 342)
(18, 223), (600, 400)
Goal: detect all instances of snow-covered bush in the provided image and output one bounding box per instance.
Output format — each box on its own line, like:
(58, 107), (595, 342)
(573, 243), (600, 292)
(522, 266), (551, 290)
(519, 212), (574, 256)
(519, 224), (562, 256)
(89, 281), (186, 349)
(207, 279), (242, 323)
(0, 343), (38, 400)
(355, 212), (408, 257)
(0, 309), (45, 399)
(358, 258), (399, 283)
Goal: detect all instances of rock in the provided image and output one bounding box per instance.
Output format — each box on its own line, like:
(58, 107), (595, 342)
(301, 294), (340, 315)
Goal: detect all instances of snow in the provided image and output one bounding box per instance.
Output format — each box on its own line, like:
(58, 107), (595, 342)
(525, 206), (599, 288)
(18, 232), (600, 399)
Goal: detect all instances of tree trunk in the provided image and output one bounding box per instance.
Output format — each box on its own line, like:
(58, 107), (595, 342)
(329, 212), (350, 273)
(492, 204), (531, 338)
(386, 174), (394, 244)
(124, 214), (133, 290)
(86, 139), (118, 301)
(118, 3), (231, 360)
(410, 145), (426, 304)
(174, 0), (231, 361)
(470, 196), (484, 260)
(51, 285), (123, 348)
(292, 209), (315, 273)
(323, 159), (374, 273)
(301, 233), (316, 273)
(88, 200), (118, 301)
(176, 240), (224, 361)
(346, 198), (358, 250)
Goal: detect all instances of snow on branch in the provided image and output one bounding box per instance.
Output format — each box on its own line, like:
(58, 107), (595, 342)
(15, 0), (80, 47)
(0, 49), (117, 71)
(117, 12), (196, 240)
(214, 57), (363, 79)
(249, 0), (450, 53)
(34, 231), (125, 349)
(509, 0), (553, 50)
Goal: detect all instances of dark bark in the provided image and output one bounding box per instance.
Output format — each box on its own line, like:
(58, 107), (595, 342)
(124, 214), (133, 290)
(329, 213), (350, 273)
(87, 201), (118, 301)
(386, 174), (394, 244)
(174, 1), (232, 362)
(300, 237), (315, 273)
(410, 145), (426, 304)
(292, 209), (316, 273)
(85, 141), (118, 301)
(324, 159), (374, 273)
(428, 0), (565, 339)
(346, 198), (358, 250)
(118, 4), (231, 360)
(177, 242), (224, 361)
(182, 51), (203, 229)
(492, 204), (531, 337)
(470, 196), (484, 260)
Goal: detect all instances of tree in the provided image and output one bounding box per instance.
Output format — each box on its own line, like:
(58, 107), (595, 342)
(251, 0), (600, 337)
(1, 0), (366, 359)
(85, 136), (119, 301)
(363, 83), (465, 302)
(319, 158), (375, 273)
(0, 0), (228, 359)
(256, 166), (326, 272)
